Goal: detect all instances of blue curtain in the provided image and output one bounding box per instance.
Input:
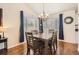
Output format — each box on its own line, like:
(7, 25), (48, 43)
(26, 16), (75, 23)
(59, 14), (64, 40)
(19, 11), (24, 42)
(39, 18), (43, 33)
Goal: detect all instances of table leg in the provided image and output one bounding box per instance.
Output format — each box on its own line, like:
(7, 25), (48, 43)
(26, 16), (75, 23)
(44, 40), (48, 55)
(4, 41), (7, 54)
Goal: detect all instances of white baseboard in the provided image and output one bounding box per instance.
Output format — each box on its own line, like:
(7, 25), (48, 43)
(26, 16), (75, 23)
(58, 39), (77, 44)
(58, 39), (64, 42)
(8, 42), (26, 49)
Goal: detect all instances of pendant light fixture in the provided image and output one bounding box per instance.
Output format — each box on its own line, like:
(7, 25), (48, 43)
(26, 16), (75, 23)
(39, 3), (48, 21)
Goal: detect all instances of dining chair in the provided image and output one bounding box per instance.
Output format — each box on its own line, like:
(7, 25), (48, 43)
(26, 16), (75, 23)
(25, 32), (33, 55)
(25, 32), (45, 55)
(52, 31), (57, 54)
(48, 31), (57, 55)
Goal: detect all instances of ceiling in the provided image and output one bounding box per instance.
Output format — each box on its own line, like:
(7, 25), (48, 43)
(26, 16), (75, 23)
(25, 3), (77, 17)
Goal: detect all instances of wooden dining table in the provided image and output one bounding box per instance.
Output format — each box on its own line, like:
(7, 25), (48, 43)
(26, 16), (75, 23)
(33, 33), (53, 55)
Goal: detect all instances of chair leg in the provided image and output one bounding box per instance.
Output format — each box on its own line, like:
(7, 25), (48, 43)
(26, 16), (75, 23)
(50, 45), (52, 55)
(39, 48), (43, 55)
(52, 43), (56, 54)
(26, 48), (30, 55)
(33, 49), (36, 55)
(55, 39), (57, 51)
(34, 49), (39, 55)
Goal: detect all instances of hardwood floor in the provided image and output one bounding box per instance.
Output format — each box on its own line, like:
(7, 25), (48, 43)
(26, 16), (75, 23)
(58, 41), (78, 55)
(0, 41), (78, 55)
(8, 43), (27, 55)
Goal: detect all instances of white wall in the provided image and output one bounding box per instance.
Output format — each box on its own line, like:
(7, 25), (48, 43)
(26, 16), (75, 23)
(0, 4), (35, 49)
(63, 10), (76, 43)
(51, 10), (77, 44)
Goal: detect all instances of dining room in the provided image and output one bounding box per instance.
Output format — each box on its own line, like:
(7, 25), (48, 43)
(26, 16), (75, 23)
(0, 3), (78, 55)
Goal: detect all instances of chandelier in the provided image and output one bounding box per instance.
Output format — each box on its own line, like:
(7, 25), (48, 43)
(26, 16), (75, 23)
(39, 4), (48, 21)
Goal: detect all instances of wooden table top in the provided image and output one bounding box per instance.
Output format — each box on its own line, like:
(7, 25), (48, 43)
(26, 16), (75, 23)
(33, 33), (52, 40)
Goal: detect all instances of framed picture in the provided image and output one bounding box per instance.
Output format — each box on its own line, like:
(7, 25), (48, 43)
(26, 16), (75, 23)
(0, 8), (3, 26)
